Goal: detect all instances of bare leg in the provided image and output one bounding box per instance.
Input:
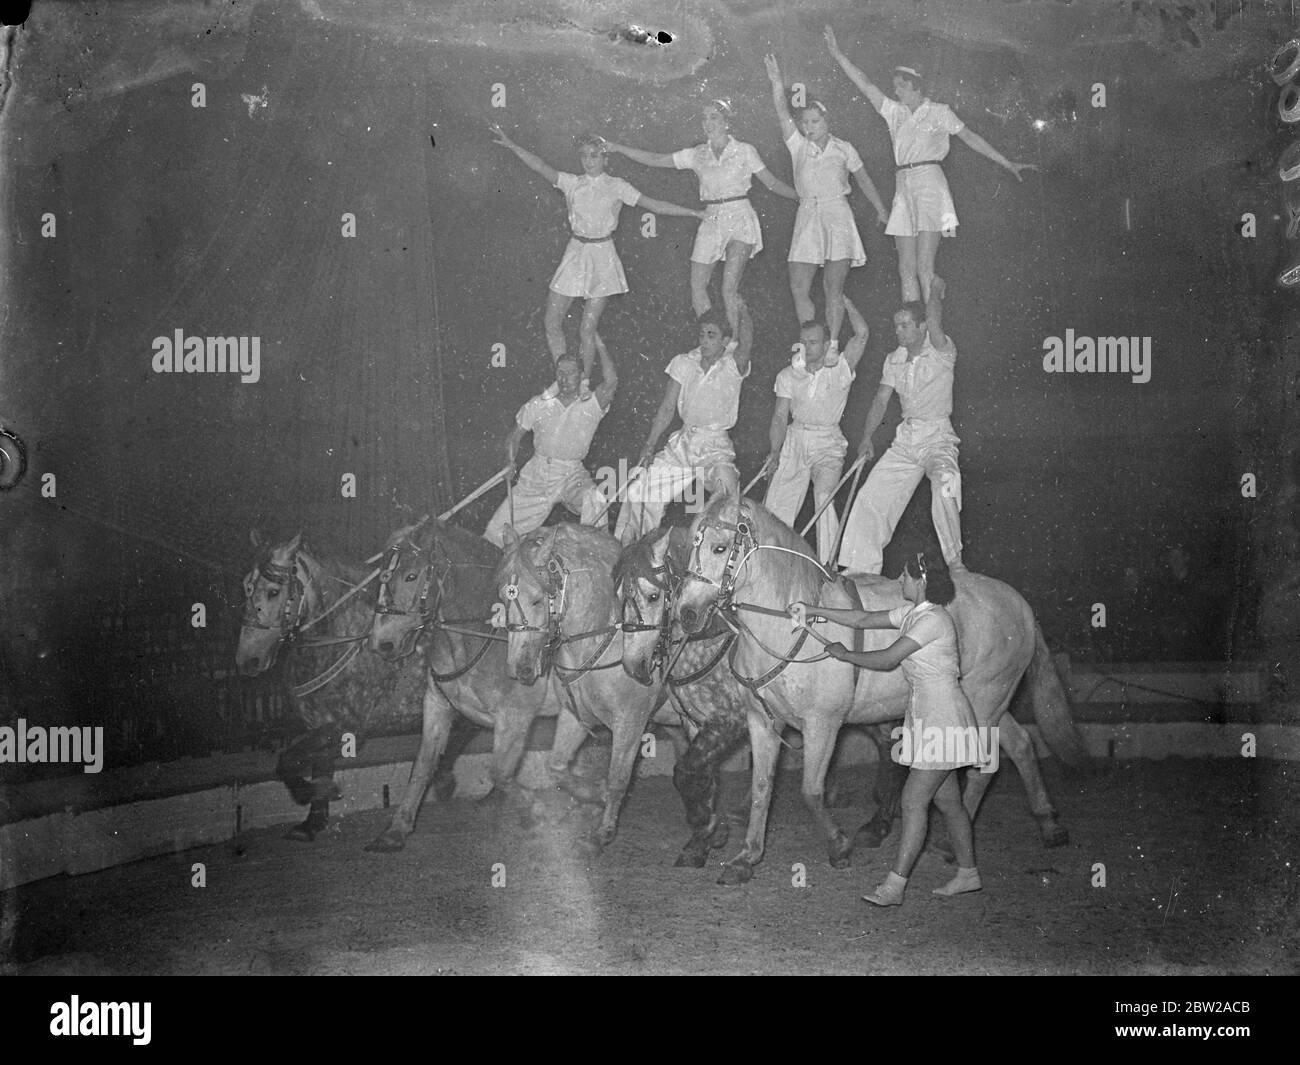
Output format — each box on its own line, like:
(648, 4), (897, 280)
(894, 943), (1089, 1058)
(720, 241), (753, 338)
(577, 296), (609, 379)
(545, 290), (575, 360)
(931, 771), (982, 896)
(894, 768), (948, 876)
(787, 261), (818, 325)
(894, 234), (920, 303)
(821, 258), (851, 343)
(689, 260), (715, 319)
(916, 230), (941, 302)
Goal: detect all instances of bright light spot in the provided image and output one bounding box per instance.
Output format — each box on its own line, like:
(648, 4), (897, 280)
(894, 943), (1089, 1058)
(1032, 118), (1048, 132)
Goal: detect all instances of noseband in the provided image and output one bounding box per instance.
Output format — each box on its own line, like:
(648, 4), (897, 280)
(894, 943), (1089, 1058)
(618, 556), (679, 671)
(504, 554), (569, 642)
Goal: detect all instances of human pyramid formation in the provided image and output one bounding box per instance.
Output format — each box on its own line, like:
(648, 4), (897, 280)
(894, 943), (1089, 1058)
(483, 27), (1036, 581)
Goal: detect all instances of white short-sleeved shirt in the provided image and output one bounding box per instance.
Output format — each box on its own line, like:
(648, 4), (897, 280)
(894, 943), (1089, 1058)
(774, 358), (855, 426)
(667, 344), (749, 431)
(876, 98), (965, 166)
(881, 335), (956, 421)
(554, 172), (642, 238)
(672, 137), (766, 201)
(888, 601), (961, 684)
(785, 130), (864, 199)
(516, 392), (606, 460)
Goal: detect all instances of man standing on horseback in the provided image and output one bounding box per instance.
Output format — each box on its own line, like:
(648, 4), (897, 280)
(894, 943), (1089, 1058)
(615, 301), (754, 544)
(838, 276), (964, 575)
(763, 295), (870, 562)
(482, 334), (618, 546)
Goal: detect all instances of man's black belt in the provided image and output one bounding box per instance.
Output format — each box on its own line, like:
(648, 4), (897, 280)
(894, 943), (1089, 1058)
(571, 232), (614, 243)
(702, 193), (750, 205)
(896, 159), (944, 172)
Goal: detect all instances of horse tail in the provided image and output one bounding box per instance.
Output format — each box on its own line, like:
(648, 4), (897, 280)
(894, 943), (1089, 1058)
(1026, 625), (1092, 770)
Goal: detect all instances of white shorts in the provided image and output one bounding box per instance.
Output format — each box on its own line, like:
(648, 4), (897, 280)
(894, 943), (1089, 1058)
(788, 197), (866, 267)
(691, 200), (763, 264)
(886, 165), (958, 237)
(549, 237), (629, 299)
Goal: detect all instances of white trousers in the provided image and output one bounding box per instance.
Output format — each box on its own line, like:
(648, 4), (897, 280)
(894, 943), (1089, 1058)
(483, 455), (608, 547)
(615, 427), (738, 544)
(763, 425), (847, 562)
(839, 419), (962, 575)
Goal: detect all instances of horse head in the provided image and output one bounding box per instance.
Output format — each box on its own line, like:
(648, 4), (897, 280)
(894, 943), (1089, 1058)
(237, 529), (321, 674)
(496, 525), (569, 685)
(675, 493), (761, 635)
(370, 516), (441, 661)
(616, 526), (683, 686)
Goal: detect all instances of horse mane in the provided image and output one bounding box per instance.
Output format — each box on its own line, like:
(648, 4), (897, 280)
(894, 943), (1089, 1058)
(499, 521), (620, 590)
(418, 517), (501, 567)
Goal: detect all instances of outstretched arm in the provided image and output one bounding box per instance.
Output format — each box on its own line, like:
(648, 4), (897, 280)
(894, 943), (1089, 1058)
(636, 194), (706, 220)
(754, 167), (799, 201)
(925, 276), (949, 350)
(825, 635), (922, 670)
(793, 603), (897, 629)
(637, 381), (681, 468)
(955, 126), (1038, 181)
(851, 167), (889, 226)
(504, 424), (528, 470)
(841, 296), (870, 371)
(732, 299), (754, 374)
(764, 54), (798, 141)
(605, 142), (679, 168)
(489, 124), (559, 185)
(593, 333), (618, 410)
(824, 25), (887, 112)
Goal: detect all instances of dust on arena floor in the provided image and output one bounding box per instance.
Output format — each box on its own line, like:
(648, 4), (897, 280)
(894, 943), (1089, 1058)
(3, 758), (1296, 976)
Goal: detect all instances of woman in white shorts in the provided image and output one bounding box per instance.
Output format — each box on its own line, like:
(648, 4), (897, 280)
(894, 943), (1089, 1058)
(605, 100), (797, 337)
(764, 54), (889, 352)
(491, 126), (704, 379)
(825, 26), (1037, 303)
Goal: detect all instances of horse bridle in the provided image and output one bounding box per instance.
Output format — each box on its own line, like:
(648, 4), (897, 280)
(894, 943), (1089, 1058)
(617, 554), (679, 673)
(241, 550), (311, 640)
(376, 534), (452, 629)
(684, 504), (757, 611)
(503, 554), (569, 646)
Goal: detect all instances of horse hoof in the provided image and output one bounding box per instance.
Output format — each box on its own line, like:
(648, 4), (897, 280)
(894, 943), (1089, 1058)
(557, 775), (605, 806)
(593, 825), (617, 849)
(708, 819), (731, 851)
(828, 831), (853, 867)
(364, 832), (405, 853)
(432, 775), (458, 803)
(1042, 825), (1070, 848)
(285, 825), (317, 843)
(674, 849), (707, 868)
(829, 855), (852, 870)
(717, 861), (753, 886)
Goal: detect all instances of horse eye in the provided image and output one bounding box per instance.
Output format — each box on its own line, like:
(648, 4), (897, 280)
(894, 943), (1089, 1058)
(712, 544), (727, 554)
(404, 572), (416, 582)
(268, 587), (281, 598)
(648, 592), (660, 603)
(532, 597), (543, 607)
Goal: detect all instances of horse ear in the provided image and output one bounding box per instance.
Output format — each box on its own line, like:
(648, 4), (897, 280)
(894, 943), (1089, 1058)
(650, 528), (670, 566)
(249, 528), (263, 548)
(276, 531), (303, 561)
(386, 521), (417, 550)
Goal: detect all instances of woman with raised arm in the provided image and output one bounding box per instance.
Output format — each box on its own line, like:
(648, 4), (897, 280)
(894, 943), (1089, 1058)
(824, 25), (1037, 303)
(490, 125), (705, 380)
(606, 100), (797, 337)
(792, 549), (989, 907)
(764, 54), (889, 352)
